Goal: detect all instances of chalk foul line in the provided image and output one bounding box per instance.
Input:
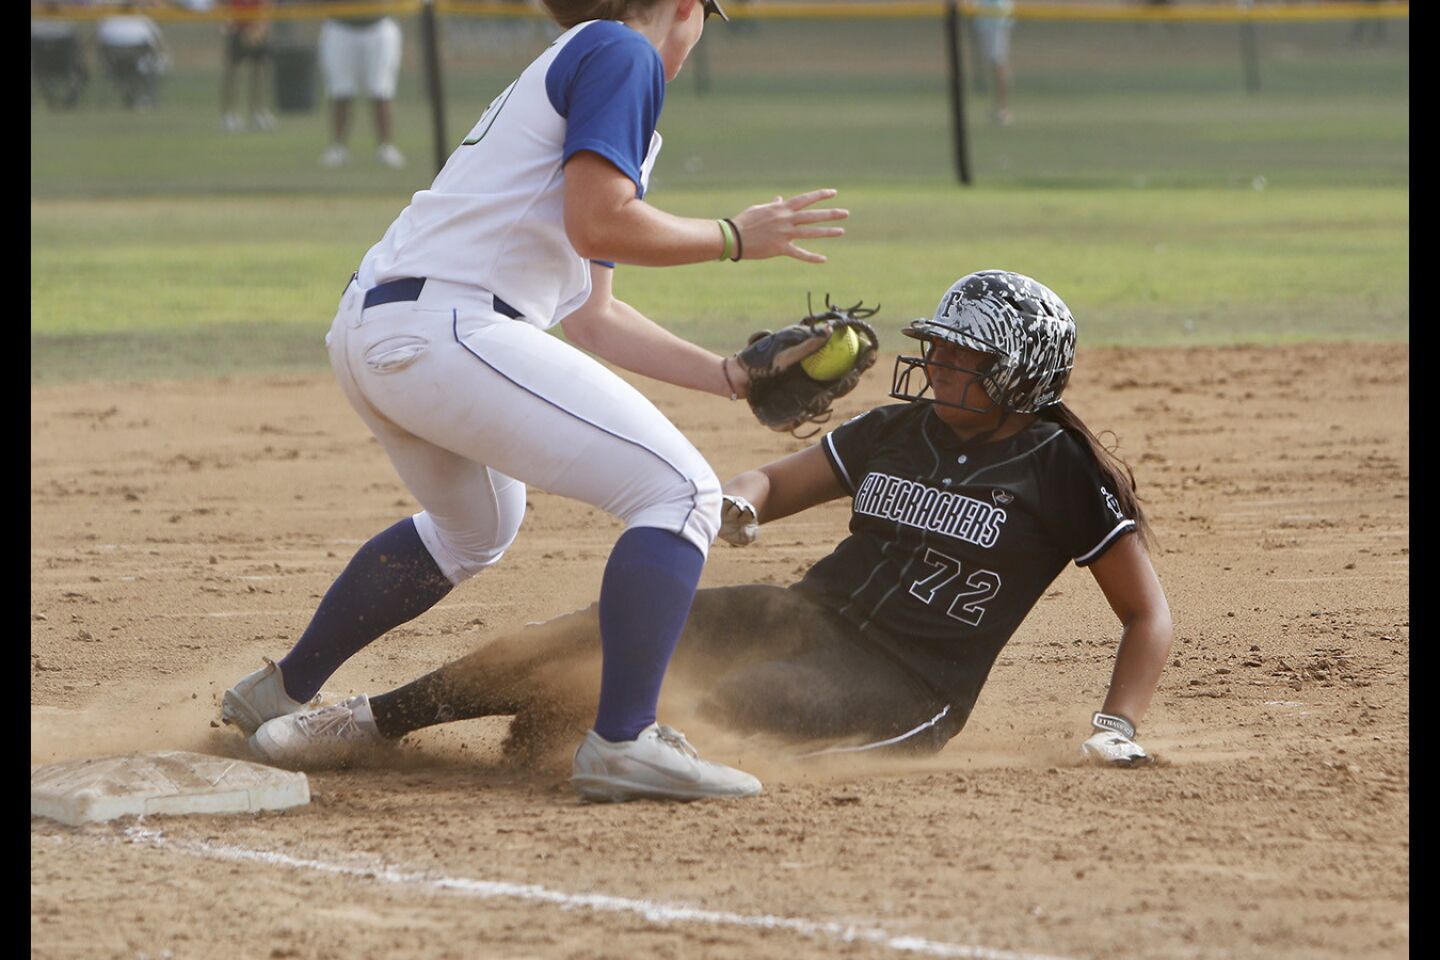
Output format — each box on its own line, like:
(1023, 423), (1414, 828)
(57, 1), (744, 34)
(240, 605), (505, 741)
(115, 827), (1076, 960)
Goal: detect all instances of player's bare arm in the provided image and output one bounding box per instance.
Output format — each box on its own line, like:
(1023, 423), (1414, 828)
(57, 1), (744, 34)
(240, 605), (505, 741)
(561, 263), (738, 397)
(724, 445), (847, 525)
(563, 151), (847, 267)
(1082, 532), (1173, 764)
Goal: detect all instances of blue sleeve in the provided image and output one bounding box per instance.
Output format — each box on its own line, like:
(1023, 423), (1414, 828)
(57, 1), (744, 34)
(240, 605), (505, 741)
(546, 21), (665, 196)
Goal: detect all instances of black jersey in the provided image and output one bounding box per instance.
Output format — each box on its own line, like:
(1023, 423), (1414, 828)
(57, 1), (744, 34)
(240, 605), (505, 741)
(794, 401), (1136, 716)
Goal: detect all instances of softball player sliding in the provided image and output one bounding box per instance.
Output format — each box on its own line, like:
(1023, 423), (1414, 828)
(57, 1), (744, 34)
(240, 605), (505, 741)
(221, 0), (849, 803)
(247, 271), (1174, 770)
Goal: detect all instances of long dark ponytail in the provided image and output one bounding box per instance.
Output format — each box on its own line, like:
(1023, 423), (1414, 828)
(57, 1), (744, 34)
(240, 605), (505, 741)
(1038, 402), (1154, 550)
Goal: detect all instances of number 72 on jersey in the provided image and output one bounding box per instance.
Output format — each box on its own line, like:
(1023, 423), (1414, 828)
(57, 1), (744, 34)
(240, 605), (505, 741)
(908, 548), (1001, 627)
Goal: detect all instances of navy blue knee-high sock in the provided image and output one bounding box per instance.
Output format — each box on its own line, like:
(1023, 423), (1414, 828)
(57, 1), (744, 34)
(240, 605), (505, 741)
(593, 527), (705, 743)
(278, 517), (454, 702)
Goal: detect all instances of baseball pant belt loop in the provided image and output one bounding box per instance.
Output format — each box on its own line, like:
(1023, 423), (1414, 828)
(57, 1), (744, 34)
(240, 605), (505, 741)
(361, 276), (525, 321)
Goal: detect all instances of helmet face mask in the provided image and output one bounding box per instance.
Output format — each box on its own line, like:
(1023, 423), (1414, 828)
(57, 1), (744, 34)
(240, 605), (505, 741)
(890, 341), (1003, 415)
(890, 270), (1077, 415)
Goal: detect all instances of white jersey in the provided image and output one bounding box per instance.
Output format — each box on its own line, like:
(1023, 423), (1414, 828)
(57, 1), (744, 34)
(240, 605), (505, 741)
(359, 20), (665, 330)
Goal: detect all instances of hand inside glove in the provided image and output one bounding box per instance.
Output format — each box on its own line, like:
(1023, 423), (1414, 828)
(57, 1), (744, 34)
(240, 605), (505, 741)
(733, 297), (880, 438)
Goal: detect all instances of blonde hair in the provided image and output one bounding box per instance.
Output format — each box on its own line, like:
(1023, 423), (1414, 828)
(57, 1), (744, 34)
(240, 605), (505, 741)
(540, 0), (664, 28)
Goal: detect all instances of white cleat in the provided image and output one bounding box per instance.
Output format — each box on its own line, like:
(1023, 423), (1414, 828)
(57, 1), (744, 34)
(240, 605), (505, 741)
(220, 658), (311, 736)
(320, 143), (349, 168)
(249, 694), (387, 768)
(376, 143), (407, 169)
(571, 723), (762, 803)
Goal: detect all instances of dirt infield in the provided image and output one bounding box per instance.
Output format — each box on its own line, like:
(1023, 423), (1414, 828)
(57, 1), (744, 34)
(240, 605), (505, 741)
(31, 343), (1408, 960)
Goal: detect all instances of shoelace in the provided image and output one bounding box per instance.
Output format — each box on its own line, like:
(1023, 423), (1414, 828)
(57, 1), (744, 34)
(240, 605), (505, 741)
(655, 725), (700, 759)
(297, 702), (367, 740)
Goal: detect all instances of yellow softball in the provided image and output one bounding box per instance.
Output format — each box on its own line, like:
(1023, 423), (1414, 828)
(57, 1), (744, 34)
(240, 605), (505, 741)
(800, 325), (860, 381)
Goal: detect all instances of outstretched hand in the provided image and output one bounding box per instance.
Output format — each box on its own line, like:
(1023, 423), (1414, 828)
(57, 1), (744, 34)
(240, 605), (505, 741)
(731, 190), (848, 264)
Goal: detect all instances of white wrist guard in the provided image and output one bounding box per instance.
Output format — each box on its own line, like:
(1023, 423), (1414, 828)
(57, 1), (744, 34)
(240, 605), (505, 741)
(719, 494), (760, 546)
(1091, 711), (1136, 740)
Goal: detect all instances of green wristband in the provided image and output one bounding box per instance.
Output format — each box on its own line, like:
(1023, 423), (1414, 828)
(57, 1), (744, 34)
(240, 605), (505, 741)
(716, 218), (734, 262)
(722, 217), (743, 261)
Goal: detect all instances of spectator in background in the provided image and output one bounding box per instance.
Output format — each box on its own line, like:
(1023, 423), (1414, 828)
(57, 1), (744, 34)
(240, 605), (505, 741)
(972, 0), (1015, 126)
(1349, 0), (1387, 45)
(318, 3), (406, 169)
(32, 5), (90, 111)
(96, 5), (169, 111)
(1139, 0), (1182, 37)
(220, 0), (276, 132)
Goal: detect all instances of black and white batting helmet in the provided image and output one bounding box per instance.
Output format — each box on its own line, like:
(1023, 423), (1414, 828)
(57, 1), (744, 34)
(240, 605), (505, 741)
(891, 270), (1077, 414)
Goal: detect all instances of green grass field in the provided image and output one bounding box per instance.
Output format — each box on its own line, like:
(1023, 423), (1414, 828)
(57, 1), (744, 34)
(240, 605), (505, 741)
(31, 14), (1407, 383)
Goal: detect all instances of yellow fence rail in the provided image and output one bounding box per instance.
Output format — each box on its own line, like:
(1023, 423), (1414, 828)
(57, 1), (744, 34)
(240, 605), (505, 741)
(31, 0), (1411, 24)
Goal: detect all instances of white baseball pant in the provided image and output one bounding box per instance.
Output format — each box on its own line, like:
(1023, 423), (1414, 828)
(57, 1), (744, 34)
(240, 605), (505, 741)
(325, 276), (722, 586)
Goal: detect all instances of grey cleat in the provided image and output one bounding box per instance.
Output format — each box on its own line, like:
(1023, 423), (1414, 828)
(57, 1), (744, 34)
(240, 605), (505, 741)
(571, 723), (762, 803)
(248, 695), (386, 769)
(221, 658), (311, 736)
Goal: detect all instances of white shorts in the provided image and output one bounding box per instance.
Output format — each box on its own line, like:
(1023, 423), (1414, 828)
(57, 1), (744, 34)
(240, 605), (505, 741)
(972, 17), (1012, 66)
(325, 276), (722, 584)
(319, 18), (401, 100)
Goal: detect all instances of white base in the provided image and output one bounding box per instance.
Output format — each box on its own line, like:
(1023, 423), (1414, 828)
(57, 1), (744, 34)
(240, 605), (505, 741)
(31, 751), (310, 825)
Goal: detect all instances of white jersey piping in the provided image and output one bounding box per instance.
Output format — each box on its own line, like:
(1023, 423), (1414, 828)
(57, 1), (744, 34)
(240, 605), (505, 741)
(794, 703), (952, 757)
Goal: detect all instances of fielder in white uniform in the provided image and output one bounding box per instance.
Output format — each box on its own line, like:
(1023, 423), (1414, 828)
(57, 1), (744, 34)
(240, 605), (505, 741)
(223, 0), (848, 803)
